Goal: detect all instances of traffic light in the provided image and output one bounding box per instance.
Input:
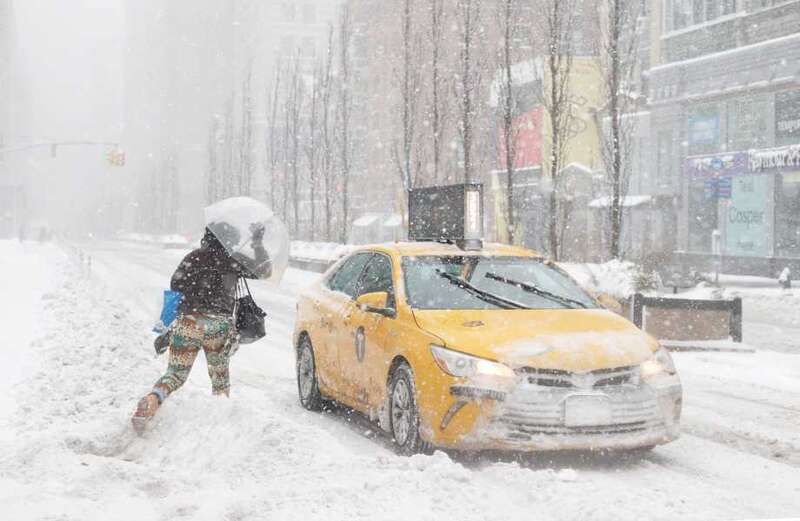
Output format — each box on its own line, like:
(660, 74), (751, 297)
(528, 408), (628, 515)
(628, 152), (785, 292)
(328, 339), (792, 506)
(107, 149), (125, 167)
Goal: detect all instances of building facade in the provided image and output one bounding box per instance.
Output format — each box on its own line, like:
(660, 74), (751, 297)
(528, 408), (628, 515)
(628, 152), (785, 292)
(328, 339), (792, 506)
(488, 56), (605, 259)
(644, 0), (800, 275)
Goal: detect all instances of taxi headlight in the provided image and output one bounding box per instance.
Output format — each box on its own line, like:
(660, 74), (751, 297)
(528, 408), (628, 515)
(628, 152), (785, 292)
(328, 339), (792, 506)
(640, 346), (677, 379)
(430, 344), (516, 379)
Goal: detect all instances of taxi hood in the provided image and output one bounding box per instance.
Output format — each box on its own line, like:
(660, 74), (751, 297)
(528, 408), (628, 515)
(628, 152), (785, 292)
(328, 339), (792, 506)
(412, 308), (658, 372)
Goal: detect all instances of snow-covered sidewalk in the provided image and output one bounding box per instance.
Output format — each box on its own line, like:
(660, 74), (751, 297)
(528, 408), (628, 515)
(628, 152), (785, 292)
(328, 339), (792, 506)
(2, 240), (800, 521)
(0, 241), (63, 437)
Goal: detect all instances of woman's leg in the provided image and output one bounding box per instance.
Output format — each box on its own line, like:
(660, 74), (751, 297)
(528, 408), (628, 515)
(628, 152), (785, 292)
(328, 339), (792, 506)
(133, 316), (202, 431)
(202, 317), (233, 396)
(152, 316), (202, 402)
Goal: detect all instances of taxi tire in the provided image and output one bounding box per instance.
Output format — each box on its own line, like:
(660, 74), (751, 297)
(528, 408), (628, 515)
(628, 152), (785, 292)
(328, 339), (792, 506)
(297, 336), (323, 412)
(388, 363), (433, 456)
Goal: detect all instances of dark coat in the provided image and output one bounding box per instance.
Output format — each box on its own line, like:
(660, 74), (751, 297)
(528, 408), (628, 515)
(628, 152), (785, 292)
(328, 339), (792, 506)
(171, 231), (271, 316)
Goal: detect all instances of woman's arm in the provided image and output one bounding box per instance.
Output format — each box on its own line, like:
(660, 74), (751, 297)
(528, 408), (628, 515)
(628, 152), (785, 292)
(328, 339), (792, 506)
(170, 251), (199, 292)
(237, 223), (272, 279)
(251, 242), (272, 279)
(234, 243), (272, 279)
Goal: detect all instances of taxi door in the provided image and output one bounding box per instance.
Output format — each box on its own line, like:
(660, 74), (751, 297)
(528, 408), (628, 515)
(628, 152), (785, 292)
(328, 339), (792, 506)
(314, 252), (372, 397)
(338, 253), (396, 410)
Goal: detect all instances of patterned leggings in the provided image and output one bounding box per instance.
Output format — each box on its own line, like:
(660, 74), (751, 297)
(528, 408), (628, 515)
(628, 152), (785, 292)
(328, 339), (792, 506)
(153, 314), (235, 401)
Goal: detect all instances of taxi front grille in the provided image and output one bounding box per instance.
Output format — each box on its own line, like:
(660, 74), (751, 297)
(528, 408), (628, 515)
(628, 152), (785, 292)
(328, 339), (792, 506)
(517, 365), (639, 389)
(499, 398), (660, 426)
(501, 420), (660, 439)
(489, 386), (663, 442)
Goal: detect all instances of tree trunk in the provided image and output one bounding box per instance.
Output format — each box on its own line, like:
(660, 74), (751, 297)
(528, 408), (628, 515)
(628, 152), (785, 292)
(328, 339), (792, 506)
(430, 0), (444, 183)
(338, 6), (353, 244)
(501, 0), (516, 244)
(608, 0), (623, 260)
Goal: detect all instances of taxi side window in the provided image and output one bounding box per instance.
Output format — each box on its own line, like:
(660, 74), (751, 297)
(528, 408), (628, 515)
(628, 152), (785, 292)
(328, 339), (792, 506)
(357, 254), (395, 308)
(328, 253), (372, 298)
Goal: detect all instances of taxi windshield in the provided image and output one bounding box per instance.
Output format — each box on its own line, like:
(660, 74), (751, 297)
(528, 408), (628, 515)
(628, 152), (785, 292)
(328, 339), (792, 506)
(402, 256), (598, 310)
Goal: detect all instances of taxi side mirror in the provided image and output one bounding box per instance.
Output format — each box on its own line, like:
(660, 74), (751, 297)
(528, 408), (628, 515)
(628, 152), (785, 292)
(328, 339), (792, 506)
(356, 291), (395, 318)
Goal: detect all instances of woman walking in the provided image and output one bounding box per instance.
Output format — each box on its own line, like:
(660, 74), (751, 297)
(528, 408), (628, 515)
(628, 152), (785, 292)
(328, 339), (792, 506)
(132, 223), (270, 433)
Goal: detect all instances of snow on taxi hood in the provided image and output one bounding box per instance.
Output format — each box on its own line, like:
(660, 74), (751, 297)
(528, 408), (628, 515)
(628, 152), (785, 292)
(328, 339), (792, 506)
(412, 308), (658, 372)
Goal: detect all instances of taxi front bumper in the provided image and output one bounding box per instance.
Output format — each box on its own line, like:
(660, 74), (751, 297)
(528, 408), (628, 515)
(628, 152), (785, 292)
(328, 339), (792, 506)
(435, 377), (682, 452)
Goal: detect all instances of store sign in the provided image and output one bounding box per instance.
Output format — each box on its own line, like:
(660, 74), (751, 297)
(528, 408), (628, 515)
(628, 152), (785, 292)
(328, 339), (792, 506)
(687, 145), (800, 177)
(725, 176), (771, 257)
(749, 144), (800, 173)
(497, 108), (543, 170)
(685, 152), (748, 178)
(776, 90), (800, 145)
(702, 176), (732, 200)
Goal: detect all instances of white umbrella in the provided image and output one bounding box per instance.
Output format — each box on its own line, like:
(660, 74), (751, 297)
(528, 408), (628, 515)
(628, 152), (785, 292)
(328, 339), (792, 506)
(204, 196), (289, 282)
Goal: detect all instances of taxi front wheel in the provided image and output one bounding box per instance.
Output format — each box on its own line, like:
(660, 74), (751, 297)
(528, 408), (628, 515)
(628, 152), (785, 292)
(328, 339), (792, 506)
(297, 336), (323, 411)
(388, 363), (432, 456)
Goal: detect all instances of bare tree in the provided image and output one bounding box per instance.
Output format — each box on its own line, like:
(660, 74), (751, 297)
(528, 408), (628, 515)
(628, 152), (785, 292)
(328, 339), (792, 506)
(279, 61), (294, 223)
(320, 25), (336, 242)
(532, 0), (578, 260)
(427, 0), (448, 184)
(205, 115), (221, 204)
(305, 64), (322, 241)
(495, 0), (525, 244)
(337, 5), (354, 243)
(140, 145), (181, 233)
(394, 0), (422, 192)
(265, 60), (283, 211)
(285, 55), (304, 236)
(455, 0), (484, 183)
(162, 146), (180, 232)
(238, 63), (255, 195)
(597, 0), (641, 259)
(222, 97), (236, 199)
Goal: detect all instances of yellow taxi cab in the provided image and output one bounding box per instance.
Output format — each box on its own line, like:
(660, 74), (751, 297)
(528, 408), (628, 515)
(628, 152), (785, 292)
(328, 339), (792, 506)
(293, 241), (682, 454)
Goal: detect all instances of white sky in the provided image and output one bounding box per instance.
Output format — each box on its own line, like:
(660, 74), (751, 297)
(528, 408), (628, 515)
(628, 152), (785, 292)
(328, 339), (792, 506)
(15, 0), (125, 234)
(16, 0), (123, 142)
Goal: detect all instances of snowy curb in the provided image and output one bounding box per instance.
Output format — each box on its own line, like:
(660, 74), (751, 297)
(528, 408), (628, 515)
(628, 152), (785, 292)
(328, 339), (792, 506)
(662, 339), (756, 353)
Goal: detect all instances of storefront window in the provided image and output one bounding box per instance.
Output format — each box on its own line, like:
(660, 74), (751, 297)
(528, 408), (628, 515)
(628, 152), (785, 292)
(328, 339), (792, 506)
(688, 177), (718, 252)
(669, 0), (692, 30)
(776, 173), (800, 257)
(688, 105), (720, 155)
(726, 95), (769, 151)
(775, 90), (800, 147)
(668, 0), (737, 30)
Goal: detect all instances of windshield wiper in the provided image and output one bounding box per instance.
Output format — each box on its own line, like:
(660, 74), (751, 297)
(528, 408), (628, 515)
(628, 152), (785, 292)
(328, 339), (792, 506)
(435, 269), (529, 310)
(484, 272), (588, 309)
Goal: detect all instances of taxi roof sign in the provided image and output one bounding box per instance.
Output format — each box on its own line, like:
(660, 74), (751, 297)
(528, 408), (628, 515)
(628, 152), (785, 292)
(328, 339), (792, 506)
(408, 183), (483, 250)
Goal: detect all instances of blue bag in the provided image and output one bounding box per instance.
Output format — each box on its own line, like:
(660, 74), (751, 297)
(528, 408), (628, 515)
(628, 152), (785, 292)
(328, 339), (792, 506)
(153, 290), (183, 333)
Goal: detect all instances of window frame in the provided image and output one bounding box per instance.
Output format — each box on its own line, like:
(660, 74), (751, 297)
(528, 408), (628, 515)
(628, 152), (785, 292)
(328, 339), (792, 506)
(355, 252), (397, 311)
(325, 252), (373, 299)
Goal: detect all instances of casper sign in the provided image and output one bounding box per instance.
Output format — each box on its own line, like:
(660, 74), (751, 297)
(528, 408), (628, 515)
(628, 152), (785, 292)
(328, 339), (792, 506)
(725, 176), (771, 257)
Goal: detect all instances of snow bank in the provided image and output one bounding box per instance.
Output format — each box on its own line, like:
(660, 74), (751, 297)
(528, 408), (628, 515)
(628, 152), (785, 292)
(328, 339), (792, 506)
(117, 232), (192, 248)
(560, 260), (639, 300)
(291, 241), (354, 262)
(0, 241), (65, 438)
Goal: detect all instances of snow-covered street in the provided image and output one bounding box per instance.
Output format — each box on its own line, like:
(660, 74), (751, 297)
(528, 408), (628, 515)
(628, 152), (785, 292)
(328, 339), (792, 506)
(1, 240), (798, 521)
